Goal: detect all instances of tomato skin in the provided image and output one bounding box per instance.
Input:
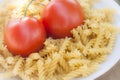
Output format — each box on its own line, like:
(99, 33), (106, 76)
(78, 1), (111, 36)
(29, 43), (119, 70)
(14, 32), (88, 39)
(4, 17), (46, 57)
(42, 0), (84, 38)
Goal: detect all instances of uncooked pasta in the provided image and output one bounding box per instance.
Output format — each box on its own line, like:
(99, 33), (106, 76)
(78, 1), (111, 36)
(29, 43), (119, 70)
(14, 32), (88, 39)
(0, 0), (119, 80)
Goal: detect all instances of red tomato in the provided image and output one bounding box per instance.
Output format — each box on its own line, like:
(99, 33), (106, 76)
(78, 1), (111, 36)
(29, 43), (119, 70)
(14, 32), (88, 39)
(42, 0), (84, 38)
(4, 17), (46, 57)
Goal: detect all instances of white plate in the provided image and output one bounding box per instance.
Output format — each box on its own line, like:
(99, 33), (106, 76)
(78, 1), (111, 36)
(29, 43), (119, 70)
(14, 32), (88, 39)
(0, 0), (120, 80)
(76, 0), (120, 80)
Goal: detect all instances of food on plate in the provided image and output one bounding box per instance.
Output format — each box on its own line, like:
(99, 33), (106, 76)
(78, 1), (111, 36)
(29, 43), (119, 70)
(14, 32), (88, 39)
(42, 0), (84, 38)
(0, 0), (119, 80)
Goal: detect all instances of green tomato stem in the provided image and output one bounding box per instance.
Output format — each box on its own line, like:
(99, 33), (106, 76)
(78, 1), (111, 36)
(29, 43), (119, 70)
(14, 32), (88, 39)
(24, 0), (34, 17)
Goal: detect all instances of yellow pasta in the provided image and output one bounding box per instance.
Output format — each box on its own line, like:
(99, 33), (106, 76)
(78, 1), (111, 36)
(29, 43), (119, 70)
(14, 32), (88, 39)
(37, 60), (45, 80)
(0, 0), (119, 80)
(13, 57), (25, 75)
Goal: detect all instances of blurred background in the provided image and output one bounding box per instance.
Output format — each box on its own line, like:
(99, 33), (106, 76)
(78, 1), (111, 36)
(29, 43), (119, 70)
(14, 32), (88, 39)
(115, 0), (120, 4)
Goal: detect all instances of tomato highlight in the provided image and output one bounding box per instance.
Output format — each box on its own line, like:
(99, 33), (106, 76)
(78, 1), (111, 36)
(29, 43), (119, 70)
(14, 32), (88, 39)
(42, 0), (84, 38)
(4, 17), (46, 57)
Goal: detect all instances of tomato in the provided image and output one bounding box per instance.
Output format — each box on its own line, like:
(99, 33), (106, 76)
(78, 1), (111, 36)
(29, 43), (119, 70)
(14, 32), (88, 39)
(42, 0), (84, 38)
(4, 17), (46, 57)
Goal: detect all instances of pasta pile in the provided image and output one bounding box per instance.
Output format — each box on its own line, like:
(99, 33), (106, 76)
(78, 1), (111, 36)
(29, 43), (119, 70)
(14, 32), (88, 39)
(0, 0), (119, 80)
